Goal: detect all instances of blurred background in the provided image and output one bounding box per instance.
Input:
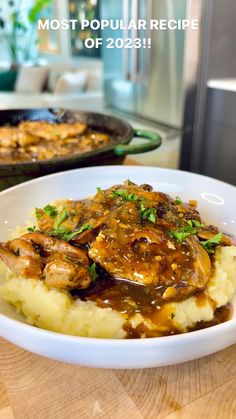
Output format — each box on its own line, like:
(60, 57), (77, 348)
(0, 0), (235, 184)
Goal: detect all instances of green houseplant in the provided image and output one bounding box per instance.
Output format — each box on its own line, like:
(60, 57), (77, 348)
(0, 0), (53, 91)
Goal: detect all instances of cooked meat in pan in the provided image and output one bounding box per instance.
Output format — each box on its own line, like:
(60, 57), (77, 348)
(0, 120), (110, 163)
(20, 121), (87, 140)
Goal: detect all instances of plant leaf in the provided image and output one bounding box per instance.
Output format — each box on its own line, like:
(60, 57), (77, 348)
(28, 0), (53, 24)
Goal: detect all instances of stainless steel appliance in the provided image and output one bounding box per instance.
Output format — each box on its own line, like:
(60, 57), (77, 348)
(101, 0), (203, 129)
(180, 0), (236, 185)
(198, 82), (236, 185)
(101, 0), (236, 185)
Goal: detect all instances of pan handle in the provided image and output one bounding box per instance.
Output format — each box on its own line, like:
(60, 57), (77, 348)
(114, 129), (162, 156)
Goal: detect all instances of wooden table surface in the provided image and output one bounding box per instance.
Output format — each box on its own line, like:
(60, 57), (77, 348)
(0, 159), (236, 418)
(0, 339), (235, 419)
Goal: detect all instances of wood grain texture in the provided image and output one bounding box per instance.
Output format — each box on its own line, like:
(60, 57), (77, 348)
(0, 338), (235, 419)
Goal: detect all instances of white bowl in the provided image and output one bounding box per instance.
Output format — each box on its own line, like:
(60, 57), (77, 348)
(0, 166), (235, 369)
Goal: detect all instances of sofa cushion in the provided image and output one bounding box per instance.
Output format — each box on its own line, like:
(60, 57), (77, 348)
(54, 71), (88, 94)
(15, 66), (49, 93)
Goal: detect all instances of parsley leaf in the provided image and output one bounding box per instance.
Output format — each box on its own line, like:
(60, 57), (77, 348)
(170, 230), (191, 242)
(49, 222), (92, 242)
(27, 226), (36, 232)
(43, 204), (58, 218)
(140, 203), (157, 223)
(192, 219), (205, 228)
(35, 208), (43, 220)
(77, 223), (92, 234)
(35, 205), (58, 221)
(170, 225), (197, 243)
(48, 227), (67, 240)
(88, 262), (99, 282)
(187, 219), (205, 228)
(61, 223), (92, 241)
(112, 189), (139, 202)
(112, 189), (158, 223)
(96, 187), (102, 193)
(200, 233), (223, 254)
(53, 208), (68, 230)
(175, 196), (183, 205)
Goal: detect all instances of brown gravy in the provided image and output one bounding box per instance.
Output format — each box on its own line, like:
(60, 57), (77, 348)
(73, 271), (232, 338)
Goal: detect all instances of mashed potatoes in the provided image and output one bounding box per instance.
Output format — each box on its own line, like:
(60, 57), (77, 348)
(0, 246), (235, 338)
(0, 267), (126, 339)
(172, 246), (236, 331)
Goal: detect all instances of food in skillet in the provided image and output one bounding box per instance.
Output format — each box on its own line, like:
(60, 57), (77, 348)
(0, 181), (235, 339)
(0, 121), (110, 163)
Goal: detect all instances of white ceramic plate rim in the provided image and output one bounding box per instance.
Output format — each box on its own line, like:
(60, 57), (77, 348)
(0, 165), (235, 196)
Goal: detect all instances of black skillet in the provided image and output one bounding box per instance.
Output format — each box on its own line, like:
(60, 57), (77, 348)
(0, 108), (162, 190)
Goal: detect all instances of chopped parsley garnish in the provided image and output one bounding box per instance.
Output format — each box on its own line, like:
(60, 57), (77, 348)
(35, 205), (58, 220)
(170, 225), (197, 243)
(77, 223), (92, 234)
(48, 227), (68, 240)
(170, 230), (192, 243)
(112, 189), (139, 202)
(175, 196), (183, 205)
(88, 262), (99, 282)
(140, 203), (157, 223)
(96, 187), (102, 193)
(199, 232), (222, 254)
(43, 204), (58, 218)
(112, 189), (158, 223)
(170, 219), (205, 243)
(35, 208), (43, 220)
(53, 208), (68, 230)
(62, 223), (92, 241)
(27, 226), (36, 232)
(49, 222), (92, 242)
(186, 219), (205, 228)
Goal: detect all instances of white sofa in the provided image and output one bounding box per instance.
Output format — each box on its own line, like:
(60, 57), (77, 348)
(0, 91), (104, 112)
(0, 63), (104, 112)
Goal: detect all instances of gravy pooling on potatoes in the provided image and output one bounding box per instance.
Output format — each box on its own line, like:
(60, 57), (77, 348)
(73, 273), (233, 338)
